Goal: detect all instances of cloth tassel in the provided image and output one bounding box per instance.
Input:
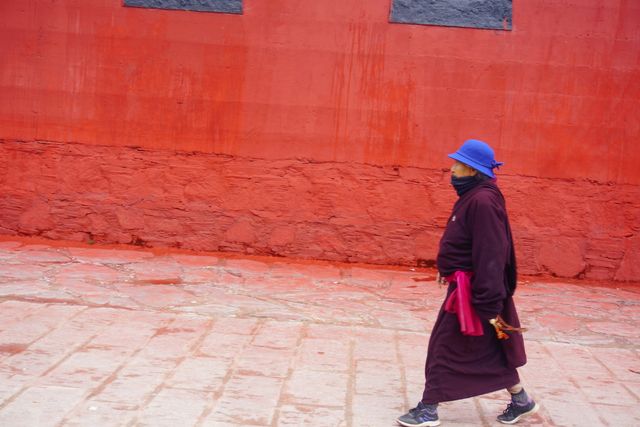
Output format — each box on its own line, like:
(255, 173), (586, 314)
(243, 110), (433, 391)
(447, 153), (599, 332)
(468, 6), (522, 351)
(489, 315), (527, 340)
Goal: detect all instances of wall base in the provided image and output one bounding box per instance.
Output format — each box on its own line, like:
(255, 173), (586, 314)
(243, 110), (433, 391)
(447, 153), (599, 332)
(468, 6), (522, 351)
(1, 140), (638, 281)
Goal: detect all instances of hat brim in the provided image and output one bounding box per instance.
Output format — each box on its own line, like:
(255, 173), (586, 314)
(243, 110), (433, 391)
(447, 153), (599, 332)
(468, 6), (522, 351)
(448, 152), (495, 178)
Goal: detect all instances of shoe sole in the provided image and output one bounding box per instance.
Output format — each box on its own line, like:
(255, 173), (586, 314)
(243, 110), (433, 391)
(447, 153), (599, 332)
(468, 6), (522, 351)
(396, 418), (441, 427)
(498, 402), (540, 425)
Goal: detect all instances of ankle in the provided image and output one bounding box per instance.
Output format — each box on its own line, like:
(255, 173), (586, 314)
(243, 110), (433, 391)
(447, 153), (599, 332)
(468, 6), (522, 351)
(507, 383), (523, 394)
(510, 388), (531, 406)
(420, 402), (439, 415)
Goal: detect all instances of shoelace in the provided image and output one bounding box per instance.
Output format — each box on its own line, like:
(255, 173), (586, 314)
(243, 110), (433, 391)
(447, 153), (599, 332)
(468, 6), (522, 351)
(408, 403), (422, 416)
(502, 403), (516, 415)
(409, 403), (437, 419)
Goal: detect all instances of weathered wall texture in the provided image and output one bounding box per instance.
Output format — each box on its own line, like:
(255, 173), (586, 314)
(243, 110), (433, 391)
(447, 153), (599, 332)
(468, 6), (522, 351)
(1, 140), (638, 281)
(0, 0), (639, 280)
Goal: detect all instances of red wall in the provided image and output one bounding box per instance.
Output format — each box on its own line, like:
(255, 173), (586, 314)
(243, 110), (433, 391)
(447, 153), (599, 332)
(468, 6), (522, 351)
(2, 0), (639, 183)
(1, 0), (639, 280)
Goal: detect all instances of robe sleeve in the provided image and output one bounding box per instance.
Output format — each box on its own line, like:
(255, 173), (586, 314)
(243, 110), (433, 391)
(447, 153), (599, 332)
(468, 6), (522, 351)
(468, 195), (509, 320)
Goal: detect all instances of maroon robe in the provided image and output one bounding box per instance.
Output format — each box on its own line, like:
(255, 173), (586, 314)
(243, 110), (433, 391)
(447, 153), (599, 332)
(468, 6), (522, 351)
(421, 180), (526, 404)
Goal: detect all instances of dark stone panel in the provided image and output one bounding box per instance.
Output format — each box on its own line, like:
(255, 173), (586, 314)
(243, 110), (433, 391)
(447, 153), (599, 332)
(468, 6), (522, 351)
(390, 0), (512, 30)
(124, 0), (242, 14)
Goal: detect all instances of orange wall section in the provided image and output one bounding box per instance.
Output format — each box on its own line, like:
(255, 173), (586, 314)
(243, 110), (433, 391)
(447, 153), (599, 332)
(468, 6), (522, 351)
(1, 0), (639, 184)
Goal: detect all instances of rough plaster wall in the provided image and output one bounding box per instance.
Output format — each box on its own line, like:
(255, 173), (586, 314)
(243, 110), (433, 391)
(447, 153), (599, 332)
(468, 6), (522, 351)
(2, 140), (638, 281)
(2, 0), (638, 184)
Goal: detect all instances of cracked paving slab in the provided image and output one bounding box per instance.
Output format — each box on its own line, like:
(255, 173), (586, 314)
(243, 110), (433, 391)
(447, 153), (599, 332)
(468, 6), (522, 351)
(0, 239), (639, 426)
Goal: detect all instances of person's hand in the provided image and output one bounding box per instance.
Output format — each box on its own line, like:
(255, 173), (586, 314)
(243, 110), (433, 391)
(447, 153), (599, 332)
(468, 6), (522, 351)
(436, 272), (447, 285)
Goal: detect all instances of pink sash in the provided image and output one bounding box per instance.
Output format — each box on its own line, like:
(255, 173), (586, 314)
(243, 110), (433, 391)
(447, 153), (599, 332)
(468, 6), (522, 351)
(444, 271), (484, 336)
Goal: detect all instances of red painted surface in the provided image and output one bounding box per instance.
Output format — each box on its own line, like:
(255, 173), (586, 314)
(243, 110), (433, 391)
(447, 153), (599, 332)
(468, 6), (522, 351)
(0, 0), (639, 280)
(1, 140), (639, 281)
(1, 0), (639, 183)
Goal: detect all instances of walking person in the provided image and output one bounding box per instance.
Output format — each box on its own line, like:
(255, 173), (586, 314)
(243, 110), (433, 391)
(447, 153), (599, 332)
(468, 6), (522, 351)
(397, 139), (539, 426)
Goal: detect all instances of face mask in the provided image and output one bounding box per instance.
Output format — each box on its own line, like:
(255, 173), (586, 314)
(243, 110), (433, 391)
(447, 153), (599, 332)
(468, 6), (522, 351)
(450, 175), (478, 196)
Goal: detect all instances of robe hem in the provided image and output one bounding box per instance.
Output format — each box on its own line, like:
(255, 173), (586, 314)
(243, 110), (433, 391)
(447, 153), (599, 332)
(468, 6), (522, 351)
(422, 374), (520, 404)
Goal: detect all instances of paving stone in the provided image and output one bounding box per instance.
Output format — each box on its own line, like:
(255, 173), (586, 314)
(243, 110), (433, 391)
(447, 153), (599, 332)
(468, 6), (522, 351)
(543, 398), (605, 426)
(51, 263), (127, 283)
(4, 348), (73, 377)
(169, 253), (220, 267)
(126, 260), (184, 285)
(69, 307), (124, 328)
(166, 356), (232, 391)
(11, 249), (72, 264)
(438, 398), (485, 425)
(347, 266), (397, 283)
(0, 304), (83, 346)
(27, 320), (98, 354)
(57, 280), (112, 297)
(278, 300), (375, 325)
(397, 331), (430, 370)
(0, 263), (52, 281)
(63, 399), (138, 426)
(91, 368), (173, 408)
(276, 404), (346, 427)
(525, 380), (582, 403)
(296, 338), (350, 372)
(579, 379), (639, 406)
(87, 316), (168, 350)
(351, 394), (404, 426)
(181, 268), (222, 284)
(0, 371), (30, 404)
(68, 247), (153, 264)
(544, 341), (613, 380)
(593, 402), (640, 426)
(146, 316), (208, 346)
(135, 387), (211, 426)
(222, 258), (273, 274)
(173, 301), (240, 318)
(369, 308), (428, 331)
(0, 385), (87, 427)
(199, 332), (252, 358)
(586, 320), (640, 339)
(0, 300), (50, 330)
(251, 320), (303, 349)
(235, 346), (295, 378)
(624, 381), (640, 400)
(283, 368), (349, 407)
(355, 360), (403, 397)
(114, 283), (195, 309)
(0, 240), (639, 425)
(305, 324), (353, 340)
(207, 375), (282, 425)
(352, 329), (398, 362)
(199, 421), (246, 427)
(40, 347), (133, 388)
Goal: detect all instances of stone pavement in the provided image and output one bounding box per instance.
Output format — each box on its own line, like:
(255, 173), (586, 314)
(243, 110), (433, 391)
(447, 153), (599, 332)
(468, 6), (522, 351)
(0, 239), (639, 427)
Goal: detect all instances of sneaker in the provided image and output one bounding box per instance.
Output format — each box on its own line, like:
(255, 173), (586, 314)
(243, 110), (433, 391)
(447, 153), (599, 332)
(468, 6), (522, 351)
(497, 400), (540, 424)
(396, 401), (440, 427)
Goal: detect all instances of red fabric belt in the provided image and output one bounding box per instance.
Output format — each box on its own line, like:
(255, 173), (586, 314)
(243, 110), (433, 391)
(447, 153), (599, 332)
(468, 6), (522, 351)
(443, 271), (484, 336)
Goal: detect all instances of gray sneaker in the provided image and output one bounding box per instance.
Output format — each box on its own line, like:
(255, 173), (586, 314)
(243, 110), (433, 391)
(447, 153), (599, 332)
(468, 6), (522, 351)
(396, 401), (440, 427)
(497, 400), (540, 424)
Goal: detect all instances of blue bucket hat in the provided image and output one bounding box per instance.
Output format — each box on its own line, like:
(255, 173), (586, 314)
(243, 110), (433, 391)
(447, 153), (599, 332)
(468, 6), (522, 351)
(448, 139), (503, 178)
